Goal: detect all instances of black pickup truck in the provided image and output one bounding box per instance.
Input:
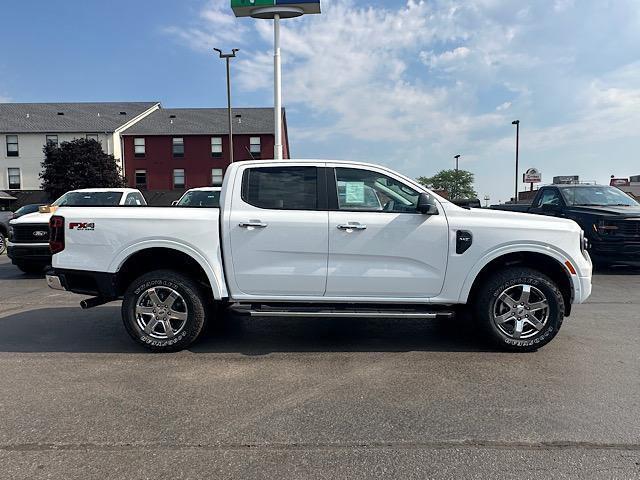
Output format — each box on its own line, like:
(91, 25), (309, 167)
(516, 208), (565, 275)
(492, 184), (640, 267)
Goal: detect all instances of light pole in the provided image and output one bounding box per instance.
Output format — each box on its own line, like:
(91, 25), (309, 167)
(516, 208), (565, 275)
(454, 154), (460, 171)
(214, 48), (238, 163)
(512, 120), (520, 203)
(231, 1), (321, 160)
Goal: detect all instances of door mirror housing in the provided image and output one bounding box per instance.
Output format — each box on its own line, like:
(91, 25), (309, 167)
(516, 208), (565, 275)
(417, 193), (438, 215)
(540, 203), (560, 213)
(171, 200), (179, 206)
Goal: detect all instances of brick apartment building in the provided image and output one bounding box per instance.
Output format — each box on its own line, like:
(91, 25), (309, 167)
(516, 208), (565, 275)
(120, 107), (290, 191)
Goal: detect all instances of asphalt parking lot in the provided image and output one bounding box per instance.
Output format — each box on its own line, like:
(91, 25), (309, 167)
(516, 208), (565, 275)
(0, 254), (638, 479)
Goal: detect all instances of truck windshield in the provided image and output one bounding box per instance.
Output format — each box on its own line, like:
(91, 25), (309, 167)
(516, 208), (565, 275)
(560, 186), (639, 207)
(177, 190), (220, 207)
(52, 191), (123, 206)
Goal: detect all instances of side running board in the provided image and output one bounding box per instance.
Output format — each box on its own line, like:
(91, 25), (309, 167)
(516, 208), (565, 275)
(228, 304), (455, 320)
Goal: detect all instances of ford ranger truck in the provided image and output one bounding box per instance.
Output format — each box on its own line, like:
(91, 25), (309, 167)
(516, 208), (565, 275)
(46, 161), (593, 352)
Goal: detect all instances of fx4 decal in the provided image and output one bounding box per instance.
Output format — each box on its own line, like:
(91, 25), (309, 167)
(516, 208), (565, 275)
(69, 222), (95, 231)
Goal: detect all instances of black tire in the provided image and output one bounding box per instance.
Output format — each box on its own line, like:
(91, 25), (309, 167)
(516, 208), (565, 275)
(122, 269), (208, 352)
(0, 233), (6, 255)
(474, 267), (565, 352)
(15, 262), (46, 275)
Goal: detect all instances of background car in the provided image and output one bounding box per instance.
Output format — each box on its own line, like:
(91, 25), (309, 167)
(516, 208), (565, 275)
(172, 187), (221, 207)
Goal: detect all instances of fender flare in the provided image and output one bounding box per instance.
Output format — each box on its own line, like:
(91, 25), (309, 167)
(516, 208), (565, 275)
(110, 239), (227, 300)
(458, 242), (576, 303)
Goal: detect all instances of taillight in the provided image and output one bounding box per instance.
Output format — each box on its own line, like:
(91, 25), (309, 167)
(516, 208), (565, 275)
(49, 215), (65, 254)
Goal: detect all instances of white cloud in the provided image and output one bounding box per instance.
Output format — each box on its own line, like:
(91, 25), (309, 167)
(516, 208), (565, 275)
(166, 0), (640, 200)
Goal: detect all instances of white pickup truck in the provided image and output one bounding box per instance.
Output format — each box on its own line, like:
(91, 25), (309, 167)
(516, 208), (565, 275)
(46, 160), (592, 352)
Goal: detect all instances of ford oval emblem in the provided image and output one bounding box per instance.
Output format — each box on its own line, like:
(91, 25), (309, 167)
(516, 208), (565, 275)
(33, 230), (48, 237)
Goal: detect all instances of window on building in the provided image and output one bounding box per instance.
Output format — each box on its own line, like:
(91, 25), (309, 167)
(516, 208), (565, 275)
(173, 169), (185, 188)
(211, 137), (223, 158)
(86, 134), (99, 142)
(6, 135), (18, 157)
(173, 137), (184, 157)
(134, 138), (145, 157)
(135, 169), (147, 189)
(211, 168), (223, 186)
(8, 168), (21, 189)
(46, 135), (58, 147)
(250, 136), (261, 159)
(242, 166), (317, 210)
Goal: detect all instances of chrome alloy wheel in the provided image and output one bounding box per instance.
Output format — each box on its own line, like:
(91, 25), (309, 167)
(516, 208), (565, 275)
(135, 286), (188, 339)
(492, 284), (550, 339)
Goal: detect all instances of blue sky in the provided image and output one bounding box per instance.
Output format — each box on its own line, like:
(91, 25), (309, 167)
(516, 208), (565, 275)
(2, 0), (639, 202)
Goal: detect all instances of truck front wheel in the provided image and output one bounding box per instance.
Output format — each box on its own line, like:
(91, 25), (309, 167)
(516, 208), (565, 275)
(122, 269), (207, 352)
(474, 267), (565, 352)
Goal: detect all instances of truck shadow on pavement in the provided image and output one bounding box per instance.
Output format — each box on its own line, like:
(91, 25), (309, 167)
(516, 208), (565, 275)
(0, 306), (495, 354)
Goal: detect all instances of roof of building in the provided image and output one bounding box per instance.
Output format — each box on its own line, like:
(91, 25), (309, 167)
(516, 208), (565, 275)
(121, 107), (279, 135)
(0, 102), (159, 133)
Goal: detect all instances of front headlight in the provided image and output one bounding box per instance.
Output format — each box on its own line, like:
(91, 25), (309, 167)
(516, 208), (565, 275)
(580, 230), (588, 253)
(7, 226), (13, 241)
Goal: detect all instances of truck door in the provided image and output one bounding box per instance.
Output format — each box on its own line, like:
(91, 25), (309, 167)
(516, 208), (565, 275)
(227, 164), (329, 296)
(325, 165), (448, 298)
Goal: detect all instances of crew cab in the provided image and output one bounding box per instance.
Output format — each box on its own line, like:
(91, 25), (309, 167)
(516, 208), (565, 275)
(46, 161), (592, 352)
(492, 184), (640, 267)
(8, 188), (146, 274)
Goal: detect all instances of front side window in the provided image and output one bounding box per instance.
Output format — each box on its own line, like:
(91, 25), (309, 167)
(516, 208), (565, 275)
(46, 135), (58, 147)
(211, 137), (222, 158)
(6, 135), (18, 157)
(334, 168), (420, 213)
(134, 138), (145, 157)
(242, 166), (317, 210)
(125, 193), (145, 206)
(534, 189), (561, 208)
(211, 168), (223, 186)
(173, 137), (184, 157)
(173, 169), (185, 188)
(135, 169), (147, 188)
(250, 136), (261, 158)
(8, 168), (20, 189)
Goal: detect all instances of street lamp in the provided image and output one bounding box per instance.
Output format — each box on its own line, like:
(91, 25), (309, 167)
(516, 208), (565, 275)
(231, 1), (321, 160)
(512, 120), (520, 203)
(214, 47), (239, 164)
(454, 154), (461, 171)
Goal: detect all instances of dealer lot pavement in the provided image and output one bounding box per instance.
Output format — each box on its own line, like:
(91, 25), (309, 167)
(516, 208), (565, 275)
(0, 255), (638, 479)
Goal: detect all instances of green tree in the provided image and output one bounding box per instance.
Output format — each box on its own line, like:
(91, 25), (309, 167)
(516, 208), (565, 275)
(417, 169), (477, 200)
(40, 138), (126, 200)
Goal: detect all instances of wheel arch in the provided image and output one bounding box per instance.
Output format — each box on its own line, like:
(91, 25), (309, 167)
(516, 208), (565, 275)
(114, 245), (226, 300)
(464, 250), (574, 316)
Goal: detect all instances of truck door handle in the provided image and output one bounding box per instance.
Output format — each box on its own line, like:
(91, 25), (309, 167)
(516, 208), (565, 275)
(337, 223), (367, 231)
(239, 221), (268, 228)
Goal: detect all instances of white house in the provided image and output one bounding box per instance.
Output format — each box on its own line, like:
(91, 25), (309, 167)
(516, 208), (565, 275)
(0, 102), (160, 191)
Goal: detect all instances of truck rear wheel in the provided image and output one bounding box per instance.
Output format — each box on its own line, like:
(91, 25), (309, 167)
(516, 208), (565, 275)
(474, 267), (565, 352)
(122, 269), (207, 352)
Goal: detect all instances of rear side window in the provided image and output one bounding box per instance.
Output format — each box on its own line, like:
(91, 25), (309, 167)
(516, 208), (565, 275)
(242, 166), (317, 210)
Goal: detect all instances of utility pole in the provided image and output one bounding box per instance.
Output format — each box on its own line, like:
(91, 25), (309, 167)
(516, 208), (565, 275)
(214, 48), (239, 163)
(512, 120), (520, 203)
(454, 154), (460, 171)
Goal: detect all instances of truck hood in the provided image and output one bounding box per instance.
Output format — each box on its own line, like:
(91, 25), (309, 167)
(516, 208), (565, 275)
(565, 205), (640, 218)
(445, 205), (581, 233)
(9, 211), (54, 225)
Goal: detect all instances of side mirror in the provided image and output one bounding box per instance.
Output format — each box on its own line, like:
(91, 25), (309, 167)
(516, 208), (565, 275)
(171, 200), (178, 206)
(417, 193), (438, 215)
(540, 203), (560, 212)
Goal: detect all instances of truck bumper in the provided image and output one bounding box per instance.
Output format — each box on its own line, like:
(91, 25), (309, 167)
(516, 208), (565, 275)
(46, 268), (119, 298)
(7, 242), (52, 264)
